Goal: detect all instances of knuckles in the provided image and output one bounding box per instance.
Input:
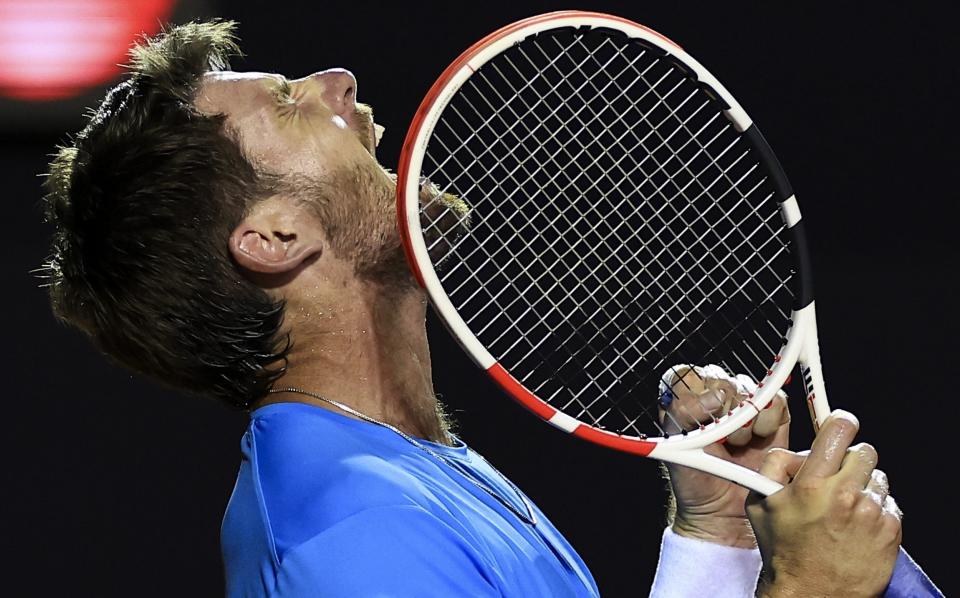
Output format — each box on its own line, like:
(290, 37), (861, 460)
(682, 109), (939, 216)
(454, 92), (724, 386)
(880, 512), (903, 545)
(724, 428), (753, 446)
(761, 448), (800, 480)
(763, 448), (794, 467)
(834, 487), (861, 512)
(878, 499), (903, 546)
(853, 493), (884, 521)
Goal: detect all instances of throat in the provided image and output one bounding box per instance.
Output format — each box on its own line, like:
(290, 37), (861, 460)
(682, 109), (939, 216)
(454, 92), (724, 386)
(264, 281), (453, 444)
(268, 386), (453, 446)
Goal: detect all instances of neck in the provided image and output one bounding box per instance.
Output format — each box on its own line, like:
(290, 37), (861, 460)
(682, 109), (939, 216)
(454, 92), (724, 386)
(259, 268), (450, 444)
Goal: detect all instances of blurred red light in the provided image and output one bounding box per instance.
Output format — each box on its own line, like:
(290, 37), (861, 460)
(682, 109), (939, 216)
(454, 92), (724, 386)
(0, 0), (175, 101)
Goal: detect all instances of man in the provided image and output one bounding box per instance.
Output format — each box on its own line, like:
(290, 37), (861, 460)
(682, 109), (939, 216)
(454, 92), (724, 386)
(41, 21), (932, 596)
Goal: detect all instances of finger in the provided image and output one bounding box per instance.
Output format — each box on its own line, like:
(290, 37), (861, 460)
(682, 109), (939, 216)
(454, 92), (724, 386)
(883, 494), (903, 521)
(757, 448), (806, 486)
(794, 409), (860, 480)
(725, 424), (753, 446)
(881, 495), (904, 546)
(712, 377), (755, 446)
(660, 406), (696, 435)
(667, 364), (729, 405)
(668, 365), (701, 394)
(865, 468), (890, 499)
(658, 365), (696, 432)
(752, 391), (789, 438)
(704, 377), (739, 413)
(659, 366), (722, 433)
(835, 443), (878, 490)
(661, 397), (717, 434)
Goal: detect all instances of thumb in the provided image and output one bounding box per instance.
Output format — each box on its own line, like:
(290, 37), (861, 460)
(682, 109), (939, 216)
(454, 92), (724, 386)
(758, 448), (806, 486)
(747, 449), (806, 510)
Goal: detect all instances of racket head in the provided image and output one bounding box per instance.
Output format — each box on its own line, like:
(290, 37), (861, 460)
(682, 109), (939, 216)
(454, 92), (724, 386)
(396, 11), (819, 456)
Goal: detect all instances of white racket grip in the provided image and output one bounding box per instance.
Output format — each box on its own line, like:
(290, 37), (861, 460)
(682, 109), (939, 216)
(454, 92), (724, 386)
(795, 302), (831, 431)
(660, 448), (784, 496)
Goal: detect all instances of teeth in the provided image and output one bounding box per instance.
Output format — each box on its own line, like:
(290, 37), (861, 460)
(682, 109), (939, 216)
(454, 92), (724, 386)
(374, 123), (385, 146)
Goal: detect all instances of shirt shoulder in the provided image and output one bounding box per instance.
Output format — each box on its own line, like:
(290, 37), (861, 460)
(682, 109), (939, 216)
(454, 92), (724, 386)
(247, 405), (439, 558)
(223, 402), (599, 598)
(271, 504), (501, 597)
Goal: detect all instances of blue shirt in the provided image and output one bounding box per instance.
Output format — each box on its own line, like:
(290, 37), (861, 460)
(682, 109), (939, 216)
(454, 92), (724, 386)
(221, 402), (599, 597)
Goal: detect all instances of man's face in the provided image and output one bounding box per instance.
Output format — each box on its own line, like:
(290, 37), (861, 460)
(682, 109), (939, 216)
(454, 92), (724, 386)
(194, 68), (382, 178)
(194, 67), (469, 285)
(196, 68), (415, 283)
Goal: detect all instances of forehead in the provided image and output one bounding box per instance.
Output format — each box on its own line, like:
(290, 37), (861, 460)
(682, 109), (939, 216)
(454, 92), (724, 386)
(194, 70), (282, 116)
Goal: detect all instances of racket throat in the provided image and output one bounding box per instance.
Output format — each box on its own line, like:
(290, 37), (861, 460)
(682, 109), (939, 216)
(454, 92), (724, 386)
(656, 448), (783, 496)
(795, 302), (830, 431)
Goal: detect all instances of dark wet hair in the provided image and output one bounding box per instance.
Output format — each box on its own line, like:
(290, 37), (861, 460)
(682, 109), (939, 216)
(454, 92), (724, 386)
(41, 21), (288, 409)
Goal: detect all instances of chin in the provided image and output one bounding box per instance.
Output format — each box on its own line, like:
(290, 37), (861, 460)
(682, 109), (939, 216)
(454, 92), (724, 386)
(418, 180), (472, 267)
(353, 103), (378, 156)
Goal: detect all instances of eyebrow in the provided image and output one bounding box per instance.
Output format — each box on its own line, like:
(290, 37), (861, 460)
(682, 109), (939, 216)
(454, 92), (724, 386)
(267, 74), (292, 93)
(265, 75), (296, 109)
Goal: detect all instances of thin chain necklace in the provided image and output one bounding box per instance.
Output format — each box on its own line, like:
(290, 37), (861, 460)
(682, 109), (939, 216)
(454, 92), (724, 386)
(267, 387), (538, 526)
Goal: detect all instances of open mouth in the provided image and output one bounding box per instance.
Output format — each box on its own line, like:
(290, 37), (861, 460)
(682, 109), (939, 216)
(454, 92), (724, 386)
(354, 102), (381, 156)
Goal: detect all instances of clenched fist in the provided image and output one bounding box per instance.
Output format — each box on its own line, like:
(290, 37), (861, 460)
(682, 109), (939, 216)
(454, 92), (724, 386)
(748, 411), (902, 598)
(659, 364), (790, 549)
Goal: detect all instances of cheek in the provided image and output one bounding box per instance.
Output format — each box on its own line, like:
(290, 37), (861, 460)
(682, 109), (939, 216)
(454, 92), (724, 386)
(239, 110), (372, 177)
(265, 118), (371, 176)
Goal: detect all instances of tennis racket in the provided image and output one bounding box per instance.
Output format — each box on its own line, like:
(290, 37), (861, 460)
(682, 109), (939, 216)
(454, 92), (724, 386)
(396, 11), (829, 497)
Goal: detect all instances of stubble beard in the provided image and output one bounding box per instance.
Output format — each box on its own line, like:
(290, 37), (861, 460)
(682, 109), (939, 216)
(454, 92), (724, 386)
(298, 161), (419, 293)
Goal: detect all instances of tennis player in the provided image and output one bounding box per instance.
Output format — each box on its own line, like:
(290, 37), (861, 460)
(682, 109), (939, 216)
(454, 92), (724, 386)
(41, 22), (938, 597)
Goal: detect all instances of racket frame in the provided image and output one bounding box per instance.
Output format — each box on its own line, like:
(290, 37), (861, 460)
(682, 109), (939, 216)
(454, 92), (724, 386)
(396, 11), (832, 495)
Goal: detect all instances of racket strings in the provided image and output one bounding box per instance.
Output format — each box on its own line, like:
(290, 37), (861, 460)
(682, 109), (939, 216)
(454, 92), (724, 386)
(436, 48), (788, 436)
(419, 28), (795, 437)
(438, 81), (777, 353)
(435, 67), (783, 326)
(430, 37), (640, 183)
(428, 50), (739, 271)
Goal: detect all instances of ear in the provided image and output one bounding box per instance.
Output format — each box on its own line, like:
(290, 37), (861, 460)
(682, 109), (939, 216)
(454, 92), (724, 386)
(229, 196), (324, 275)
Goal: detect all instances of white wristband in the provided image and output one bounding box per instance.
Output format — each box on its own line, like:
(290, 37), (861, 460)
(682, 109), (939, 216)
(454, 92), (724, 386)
(649, 527), (762, 598)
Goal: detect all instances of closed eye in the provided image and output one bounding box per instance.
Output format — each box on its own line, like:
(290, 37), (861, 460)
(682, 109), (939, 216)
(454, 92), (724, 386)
(271, 77), (295, 104)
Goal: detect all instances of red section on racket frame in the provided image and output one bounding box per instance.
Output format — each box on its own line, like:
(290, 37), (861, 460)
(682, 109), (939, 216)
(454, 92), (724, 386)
(487, 362), (657, 457)
(396, 11), (683, 289)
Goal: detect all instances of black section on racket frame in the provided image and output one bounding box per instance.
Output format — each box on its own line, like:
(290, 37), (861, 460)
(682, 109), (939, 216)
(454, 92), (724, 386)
(787, 220), (815, 309)
(695, 81), (730, 110)
(590, 27), (721, 113)
(624, 36), (667, 57)
(527, 25), (584, 46)
(665, 55), (695, 80)
(741, 124), (794, 200)
(534, 25), (579, 39)
(589, 26), (628, 42)
(741, 124), (814, 309)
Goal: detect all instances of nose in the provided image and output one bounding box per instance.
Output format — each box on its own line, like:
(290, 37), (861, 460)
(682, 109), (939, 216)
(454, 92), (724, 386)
(314, 68), (356, 117)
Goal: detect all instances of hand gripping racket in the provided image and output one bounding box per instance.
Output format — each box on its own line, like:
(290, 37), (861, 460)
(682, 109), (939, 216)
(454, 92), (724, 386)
(396, 11), (832, 497)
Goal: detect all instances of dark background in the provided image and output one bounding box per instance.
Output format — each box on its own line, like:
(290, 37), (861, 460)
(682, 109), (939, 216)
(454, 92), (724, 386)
(7, 1), (957, 596)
